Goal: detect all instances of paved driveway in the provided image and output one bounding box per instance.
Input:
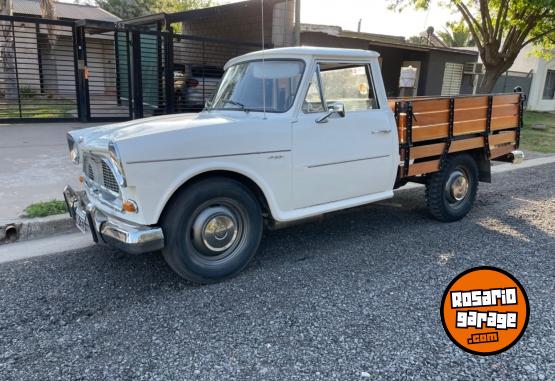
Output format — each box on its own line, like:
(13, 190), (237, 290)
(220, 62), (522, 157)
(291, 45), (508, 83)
(0, 164), (553, 380)
(0, 123), (100, 224)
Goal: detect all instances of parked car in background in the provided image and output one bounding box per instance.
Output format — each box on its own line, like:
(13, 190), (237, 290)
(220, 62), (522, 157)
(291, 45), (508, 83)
(174, 64), (223, 112)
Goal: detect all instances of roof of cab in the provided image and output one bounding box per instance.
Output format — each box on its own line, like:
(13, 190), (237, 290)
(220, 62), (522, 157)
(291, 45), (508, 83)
(225, 46), (380, 68)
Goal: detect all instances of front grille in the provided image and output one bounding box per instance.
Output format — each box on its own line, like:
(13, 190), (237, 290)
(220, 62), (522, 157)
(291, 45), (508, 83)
(83, 154), (120, 194)
(101, 161), (120, 193)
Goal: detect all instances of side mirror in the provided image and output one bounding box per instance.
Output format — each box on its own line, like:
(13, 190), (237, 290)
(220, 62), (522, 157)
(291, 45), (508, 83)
(316, 102), (346, 124)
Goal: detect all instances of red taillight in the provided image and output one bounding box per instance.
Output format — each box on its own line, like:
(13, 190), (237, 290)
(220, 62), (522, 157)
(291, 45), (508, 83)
(186, 79), (199, 88)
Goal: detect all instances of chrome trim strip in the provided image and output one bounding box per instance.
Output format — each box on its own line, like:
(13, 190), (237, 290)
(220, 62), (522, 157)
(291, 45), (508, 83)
(126, 150), (292, 165)
(307, 154), (390, 169)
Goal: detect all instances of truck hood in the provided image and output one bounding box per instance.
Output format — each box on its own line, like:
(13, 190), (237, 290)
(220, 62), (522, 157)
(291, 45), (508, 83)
(70, 111), (290, 165)
(71, 113), (227, 152)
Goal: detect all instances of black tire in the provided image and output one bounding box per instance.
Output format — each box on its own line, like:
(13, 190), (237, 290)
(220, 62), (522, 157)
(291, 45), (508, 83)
(425, 154), (479, 222)
(161, 178), (263, 283)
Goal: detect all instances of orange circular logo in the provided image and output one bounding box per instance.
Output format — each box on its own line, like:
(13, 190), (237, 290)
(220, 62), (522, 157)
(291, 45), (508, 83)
(441, 267), (529, 356)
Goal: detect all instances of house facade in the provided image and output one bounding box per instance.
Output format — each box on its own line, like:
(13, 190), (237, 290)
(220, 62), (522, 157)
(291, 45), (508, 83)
(7, 0), (120, 110)
(509, 45), (555, 112)
(300, 24), (479, 98)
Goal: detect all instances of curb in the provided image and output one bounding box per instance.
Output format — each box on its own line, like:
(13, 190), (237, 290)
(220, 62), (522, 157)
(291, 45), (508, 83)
(0, 214), (77, 245)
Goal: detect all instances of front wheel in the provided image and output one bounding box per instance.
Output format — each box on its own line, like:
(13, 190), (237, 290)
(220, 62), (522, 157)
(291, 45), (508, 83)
(161, 178), (263, 283)
(425, 154), (479, 222)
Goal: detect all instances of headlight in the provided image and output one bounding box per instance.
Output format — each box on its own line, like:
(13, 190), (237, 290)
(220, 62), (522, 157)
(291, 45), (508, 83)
(67, 133), (80, 164)
(108, 141), (127, 187)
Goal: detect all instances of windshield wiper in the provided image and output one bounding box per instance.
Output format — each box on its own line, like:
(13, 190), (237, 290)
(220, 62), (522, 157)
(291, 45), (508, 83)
(224, 99), (248, 111)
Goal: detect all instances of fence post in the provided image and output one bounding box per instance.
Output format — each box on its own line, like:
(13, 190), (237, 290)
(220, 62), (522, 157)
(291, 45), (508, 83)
(74, 25), (90, 122)
(131, 31), (143, 119)
(125, 30), (133, 119)
(10, 20), (22, 118)
(164, 29), (175, 114)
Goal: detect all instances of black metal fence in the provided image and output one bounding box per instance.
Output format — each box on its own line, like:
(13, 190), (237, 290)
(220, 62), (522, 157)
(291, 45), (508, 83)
(480, 70), (534, 101)
(0, 15), (264, 123)
(0, 16), (78, 122)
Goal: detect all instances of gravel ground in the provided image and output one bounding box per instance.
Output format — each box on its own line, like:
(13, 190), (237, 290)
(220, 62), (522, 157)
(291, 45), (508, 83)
(1, 164), (554, 381)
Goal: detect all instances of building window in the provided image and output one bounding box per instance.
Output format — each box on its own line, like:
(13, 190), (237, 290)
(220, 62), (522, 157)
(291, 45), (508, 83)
(441, 62), (464, 96)
(543, 70), (555, 100)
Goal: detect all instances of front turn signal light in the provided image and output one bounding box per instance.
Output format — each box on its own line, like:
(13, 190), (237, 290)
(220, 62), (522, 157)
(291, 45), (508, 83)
(123, 200), (138, 213)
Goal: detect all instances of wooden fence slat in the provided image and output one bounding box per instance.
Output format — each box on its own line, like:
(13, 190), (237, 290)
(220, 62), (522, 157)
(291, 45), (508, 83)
(450, 137), (484, 152)
(490, 131), (517, 145)
(491, 115), (518, 130)
(491, 104), (518, 118)
(492, 94), (519, 106)
(412, 124), (449, 142)
(411, 99), (450, 113)
(412, 111), (450, 127)
(410, 143), (445, 159)
(407, 160), (440, 176)
(455, 96), (488, 109)
(454, 107), (488, 122)
(490, 144), (515, 159)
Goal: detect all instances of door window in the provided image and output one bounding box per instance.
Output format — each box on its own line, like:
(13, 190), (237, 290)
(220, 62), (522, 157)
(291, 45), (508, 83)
(302, 71), (326, 113)
(319, 63), (379, 111)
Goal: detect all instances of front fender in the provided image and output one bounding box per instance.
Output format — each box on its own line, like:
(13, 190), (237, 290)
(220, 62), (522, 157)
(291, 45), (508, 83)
(122, 151), (292, 225)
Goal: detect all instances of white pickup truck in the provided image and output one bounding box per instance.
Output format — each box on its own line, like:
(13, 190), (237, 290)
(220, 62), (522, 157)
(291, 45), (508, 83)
(64, 47), (524, 283)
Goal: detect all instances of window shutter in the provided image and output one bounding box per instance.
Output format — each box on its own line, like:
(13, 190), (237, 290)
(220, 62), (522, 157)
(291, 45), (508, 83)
(441, 63), (464, 96)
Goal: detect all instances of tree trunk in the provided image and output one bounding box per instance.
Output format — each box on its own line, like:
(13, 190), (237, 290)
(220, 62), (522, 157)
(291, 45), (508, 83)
(478, 67), (503, 94)
(0, 0), (18, 101)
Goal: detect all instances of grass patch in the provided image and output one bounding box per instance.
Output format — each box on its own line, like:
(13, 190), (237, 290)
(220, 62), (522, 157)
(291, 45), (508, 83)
(24, 200), (68, 218)
(520, 111), (555, 153)
(0, 97), (76, 119)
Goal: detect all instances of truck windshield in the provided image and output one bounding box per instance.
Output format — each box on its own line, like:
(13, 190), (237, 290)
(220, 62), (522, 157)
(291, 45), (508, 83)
(208, 60), (305, 113)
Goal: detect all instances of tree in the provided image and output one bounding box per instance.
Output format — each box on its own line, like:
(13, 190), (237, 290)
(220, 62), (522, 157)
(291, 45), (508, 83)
(438, 20), (475, 47)
(0, 0), (17, 100)
(390, 0), (555, 93)
(96, 0), (215, 20)
(39, 0), (57, 43)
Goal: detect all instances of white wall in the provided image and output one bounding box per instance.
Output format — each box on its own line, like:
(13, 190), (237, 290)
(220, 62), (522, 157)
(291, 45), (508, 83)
(527, 57), (555, 112)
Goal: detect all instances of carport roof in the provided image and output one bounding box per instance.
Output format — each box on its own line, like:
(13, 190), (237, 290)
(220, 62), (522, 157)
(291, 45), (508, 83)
(302, 24), (478, 56)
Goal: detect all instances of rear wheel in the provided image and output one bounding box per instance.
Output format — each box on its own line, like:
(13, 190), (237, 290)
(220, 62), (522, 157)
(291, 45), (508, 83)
(425, 154), (479, 222)
(161, 178), (263, 283)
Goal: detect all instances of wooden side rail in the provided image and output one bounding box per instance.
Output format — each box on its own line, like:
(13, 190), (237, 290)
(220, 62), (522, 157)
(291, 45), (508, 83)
(390, 92), (524, 179)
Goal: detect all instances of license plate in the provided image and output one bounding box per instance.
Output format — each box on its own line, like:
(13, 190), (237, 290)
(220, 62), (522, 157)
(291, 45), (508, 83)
(75, 207), (88, 233)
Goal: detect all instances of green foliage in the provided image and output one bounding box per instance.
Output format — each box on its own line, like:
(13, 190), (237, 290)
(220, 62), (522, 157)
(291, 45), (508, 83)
(24, 200), (68, 218)
(96, 0), (215, 20)
(19, 85), (37, 99)
(407, 35), (427, 45)
(521, 111), (555, 153)
(437, 20), (475, 47)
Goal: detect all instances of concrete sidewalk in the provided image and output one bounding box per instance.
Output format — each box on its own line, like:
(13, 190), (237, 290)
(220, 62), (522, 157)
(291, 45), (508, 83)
(0, 122), (102, 225)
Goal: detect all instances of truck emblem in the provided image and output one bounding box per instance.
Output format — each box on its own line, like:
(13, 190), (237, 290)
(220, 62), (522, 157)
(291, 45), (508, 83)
(267, 155), (283, 160)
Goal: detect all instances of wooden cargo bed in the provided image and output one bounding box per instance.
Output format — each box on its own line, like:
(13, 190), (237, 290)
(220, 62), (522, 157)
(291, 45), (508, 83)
(388, 92), (524, 179)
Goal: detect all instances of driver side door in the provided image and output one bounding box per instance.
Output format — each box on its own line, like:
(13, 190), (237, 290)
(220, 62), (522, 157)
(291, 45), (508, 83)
(292, 61), (396, 209)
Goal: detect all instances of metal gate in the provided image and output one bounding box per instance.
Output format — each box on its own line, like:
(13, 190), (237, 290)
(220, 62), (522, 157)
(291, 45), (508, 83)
(0, 15), (79, 123)
(1, 16), (266, 123)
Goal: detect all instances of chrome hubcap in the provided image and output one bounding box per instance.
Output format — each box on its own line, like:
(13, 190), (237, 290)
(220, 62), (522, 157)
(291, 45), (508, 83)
(192, 206), (240, 255)
(445, 169), (469, 204)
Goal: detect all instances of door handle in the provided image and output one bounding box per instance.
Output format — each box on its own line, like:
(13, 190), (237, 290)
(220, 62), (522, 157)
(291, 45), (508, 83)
(372, 129), (392, 134)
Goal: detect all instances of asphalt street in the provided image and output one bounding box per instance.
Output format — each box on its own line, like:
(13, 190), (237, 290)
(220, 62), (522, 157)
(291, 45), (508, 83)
(1, 163), (554, 380)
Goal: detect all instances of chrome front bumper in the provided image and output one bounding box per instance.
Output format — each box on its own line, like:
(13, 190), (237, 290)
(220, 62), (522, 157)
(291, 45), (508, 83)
(63, 185), (164, 254)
